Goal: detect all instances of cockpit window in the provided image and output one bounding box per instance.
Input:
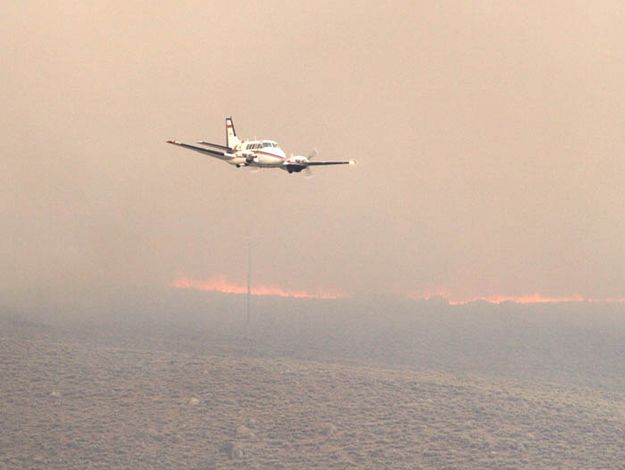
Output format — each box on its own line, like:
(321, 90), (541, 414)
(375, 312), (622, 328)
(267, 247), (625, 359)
(263, 142), (270, 147)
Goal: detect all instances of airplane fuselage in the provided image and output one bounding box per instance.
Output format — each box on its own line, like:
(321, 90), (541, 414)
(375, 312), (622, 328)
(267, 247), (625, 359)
(229, 140), (307, 172)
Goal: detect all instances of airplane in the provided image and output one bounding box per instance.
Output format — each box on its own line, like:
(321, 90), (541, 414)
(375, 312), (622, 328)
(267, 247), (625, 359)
(167, 117), (355, 174)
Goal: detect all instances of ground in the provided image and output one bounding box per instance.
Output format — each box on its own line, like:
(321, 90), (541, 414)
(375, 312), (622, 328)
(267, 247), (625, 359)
(2, 306), (625, 468)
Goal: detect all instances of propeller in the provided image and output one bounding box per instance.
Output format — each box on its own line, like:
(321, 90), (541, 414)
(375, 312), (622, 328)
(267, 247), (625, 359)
(303, 148), (318, 178)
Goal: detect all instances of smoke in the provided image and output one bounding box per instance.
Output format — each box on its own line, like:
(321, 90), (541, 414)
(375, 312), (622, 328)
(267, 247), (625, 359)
(3, 1), (625, 309)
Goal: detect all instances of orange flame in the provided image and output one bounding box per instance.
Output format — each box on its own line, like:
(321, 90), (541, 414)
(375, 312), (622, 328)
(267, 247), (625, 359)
(448, 293), (585, 305)
(173, 275), (348, 300)
(408, 290), (625, 305)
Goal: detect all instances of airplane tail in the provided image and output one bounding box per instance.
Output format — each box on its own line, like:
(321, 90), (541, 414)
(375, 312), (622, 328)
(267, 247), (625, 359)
(226, 117), (240, 149)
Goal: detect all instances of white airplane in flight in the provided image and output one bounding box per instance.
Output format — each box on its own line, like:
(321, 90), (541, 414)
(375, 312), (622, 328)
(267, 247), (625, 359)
(167, 117), (355, 174)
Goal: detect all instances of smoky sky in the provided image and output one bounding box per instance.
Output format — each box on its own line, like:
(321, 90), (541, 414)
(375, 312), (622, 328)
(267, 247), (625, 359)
(2, 1), (625, 305)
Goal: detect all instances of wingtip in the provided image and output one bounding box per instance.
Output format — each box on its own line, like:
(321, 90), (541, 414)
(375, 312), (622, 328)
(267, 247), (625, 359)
(166, 140), (178, 144)
(349, 160), (357, 166)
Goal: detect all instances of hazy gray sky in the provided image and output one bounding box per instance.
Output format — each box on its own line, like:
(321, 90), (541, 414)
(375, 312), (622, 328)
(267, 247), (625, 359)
(3, 1), (625, 304)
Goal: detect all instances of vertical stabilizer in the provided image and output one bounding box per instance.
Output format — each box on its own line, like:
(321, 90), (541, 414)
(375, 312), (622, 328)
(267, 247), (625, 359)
(226, 117), (240, 149)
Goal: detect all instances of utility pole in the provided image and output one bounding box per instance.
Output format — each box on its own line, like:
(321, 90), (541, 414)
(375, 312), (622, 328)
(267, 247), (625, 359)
(246, 242), (251, 327)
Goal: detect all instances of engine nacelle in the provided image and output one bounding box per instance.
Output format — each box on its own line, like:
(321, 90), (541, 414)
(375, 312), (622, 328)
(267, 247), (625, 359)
(282, 163), (305, 173)
(282, 155), (308, 173)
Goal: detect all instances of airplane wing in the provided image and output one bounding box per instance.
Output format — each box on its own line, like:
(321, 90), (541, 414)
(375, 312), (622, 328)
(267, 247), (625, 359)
(306, 160), (356, 166)
(166, 140), (233, 161)
(197, 141), (232, 152)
